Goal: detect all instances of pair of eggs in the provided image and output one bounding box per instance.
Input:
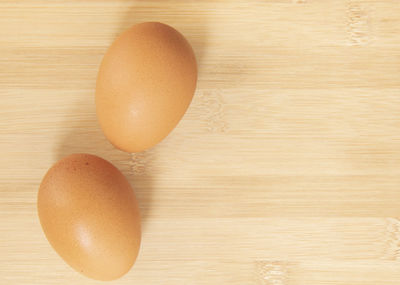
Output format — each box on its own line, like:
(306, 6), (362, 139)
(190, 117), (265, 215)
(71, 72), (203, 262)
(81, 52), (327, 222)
(38, 22), (197, 280)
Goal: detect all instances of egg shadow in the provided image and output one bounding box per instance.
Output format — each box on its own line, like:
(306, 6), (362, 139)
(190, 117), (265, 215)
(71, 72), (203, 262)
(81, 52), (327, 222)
(55, 98), (155, 229)
(117, 1), (209, 66)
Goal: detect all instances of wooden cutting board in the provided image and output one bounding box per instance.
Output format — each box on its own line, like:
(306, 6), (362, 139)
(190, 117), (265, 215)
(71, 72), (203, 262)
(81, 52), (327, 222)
(1, 1), (400, 284)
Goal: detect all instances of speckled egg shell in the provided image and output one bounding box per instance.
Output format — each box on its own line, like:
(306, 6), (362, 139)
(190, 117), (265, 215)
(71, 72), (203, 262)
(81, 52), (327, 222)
(37, 153), (141, 280)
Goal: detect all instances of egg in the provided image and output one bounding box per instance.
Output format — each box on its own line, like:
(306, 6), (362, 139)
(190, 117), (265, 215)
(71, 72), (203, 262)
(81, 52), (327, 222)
(37, 154), (141, 280)
(96, 22), (197, 152)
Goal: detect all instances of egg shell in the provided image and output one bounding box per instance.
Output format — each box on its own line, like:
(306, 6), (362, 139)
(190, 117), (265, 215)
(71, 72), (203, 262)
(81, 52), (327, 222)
(96, 22), (197, 152)
(37, 154), (141, 281)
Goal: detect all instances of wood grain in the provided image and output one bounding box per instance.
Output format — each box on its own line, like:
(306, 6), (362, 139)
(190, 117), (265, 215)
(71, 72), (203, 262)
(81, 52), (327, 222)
(1, 0), (400, 284)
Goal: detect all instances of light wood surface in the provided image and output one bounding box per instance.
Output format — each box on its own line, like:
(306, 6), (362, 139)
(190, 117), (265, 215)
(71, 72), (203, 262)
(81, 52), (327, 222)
(1, 0), (400, 284)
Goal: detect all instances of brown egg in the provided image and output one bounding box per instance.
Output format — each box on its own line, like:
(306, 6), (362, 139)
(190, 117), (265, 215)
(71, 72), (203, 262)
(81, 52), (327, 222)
(96, 22), (197, 152)
(37, 154), (141, 281)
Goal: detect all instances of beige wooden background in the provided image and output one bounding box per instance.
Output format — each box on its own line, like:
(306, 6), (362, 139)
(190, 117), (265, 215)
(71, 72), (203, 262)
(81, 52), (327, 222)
(1, 0), (400, 284)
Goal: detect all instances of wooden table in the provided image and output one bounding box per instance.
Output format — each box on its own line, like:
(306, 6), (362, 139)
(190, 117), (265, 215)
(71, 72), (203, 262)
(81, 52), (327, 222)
(1, 1), (400, 284)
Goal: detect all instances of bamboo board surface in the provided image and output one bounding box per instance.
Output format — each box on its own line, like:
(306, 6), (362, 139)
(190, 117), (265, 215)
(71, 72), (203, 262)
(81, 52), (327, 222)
(1, 0), (400, 284)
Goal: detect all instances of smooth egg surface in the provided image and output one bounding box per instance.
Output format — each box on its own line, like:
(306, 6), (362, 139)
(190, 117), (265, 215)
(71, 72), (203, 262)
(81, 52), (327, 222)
(37, 154), (141, 280)
(96, 22), (197, 152)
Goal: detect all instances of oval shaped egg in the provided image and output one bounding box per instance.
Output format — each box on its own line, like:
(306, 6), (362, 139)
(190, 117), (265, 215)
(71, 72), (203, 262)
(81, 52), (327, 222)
(37, 154), (141, 280)
(96, 22), (197, 152)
